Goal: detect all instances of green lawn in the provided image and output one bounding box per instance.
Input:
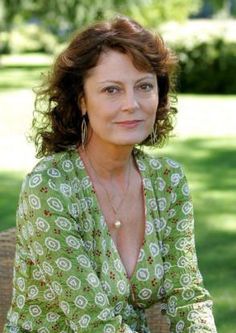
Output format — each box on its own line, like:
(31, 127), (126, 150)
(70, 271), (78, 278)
(0, 53), (236, 332)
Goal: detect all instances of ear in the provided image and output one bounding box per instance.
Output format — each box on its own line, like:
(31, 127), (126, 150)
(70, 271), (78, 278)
(78, 94), (86, 116)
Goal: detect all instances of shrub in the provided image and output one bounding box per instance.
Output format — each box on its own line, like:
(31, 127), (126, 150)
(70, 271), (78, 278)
(5, 23), (58, 54)
(161, 20), (236, 94)
(0, 32), (10, 54)
(175, 37), (236, 93)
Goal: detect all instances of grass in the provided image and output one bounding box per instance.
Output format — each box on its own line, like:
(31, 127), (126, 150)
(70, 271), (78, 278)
(0, 53), (236, 332)
(159, 137), (236, 331)
(0, 53), (52, 90)
(0, 171), (25, 231)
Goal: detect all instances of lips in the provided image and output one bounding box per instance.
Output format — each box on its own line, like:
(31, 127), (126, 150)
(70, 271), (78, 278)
(117, 120), (142, 124)
(116, 120), (143, 125)
(115, 120), (143, 128)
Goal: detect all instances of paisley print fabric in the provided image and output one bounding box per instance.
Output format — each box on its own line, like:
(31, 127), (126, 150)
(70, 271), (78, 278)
(3, 148), (217, 333)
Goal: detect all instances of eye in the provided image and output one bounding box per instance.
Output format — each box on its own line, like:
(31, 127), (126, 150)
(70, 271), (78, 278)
(138, 83), (154, 92)
(103, 86), (120, 94)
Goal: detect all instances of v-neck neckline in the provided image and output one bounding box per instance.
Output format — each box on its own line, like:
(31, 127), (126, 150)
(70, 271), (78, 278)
(74, 148), (150, 282)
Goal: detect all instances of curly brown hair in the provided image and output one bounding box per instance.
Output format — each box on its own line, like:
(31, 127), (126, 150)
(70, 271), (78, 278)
(31, 15), (178, 158)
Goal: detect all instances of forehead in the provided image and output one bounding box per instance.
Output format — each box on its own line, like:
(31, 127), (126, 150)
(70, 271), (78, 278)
(85, 49), (155, 81)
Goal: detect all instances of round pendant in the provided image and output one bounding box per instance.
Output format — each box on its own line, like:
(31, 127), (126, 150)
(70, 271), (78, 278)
(114, 220), (122, 229)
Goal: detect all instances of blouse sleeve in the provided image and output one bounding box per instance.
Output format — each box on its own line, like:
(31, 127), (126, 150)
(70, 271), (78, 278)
(160, 162), (217, 333)
(13, 170), (138, 333)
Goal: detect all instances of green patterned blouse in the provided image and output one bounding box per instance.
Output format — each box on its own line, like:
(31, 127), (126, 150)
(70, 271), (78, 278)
(4, 148), (217, 333)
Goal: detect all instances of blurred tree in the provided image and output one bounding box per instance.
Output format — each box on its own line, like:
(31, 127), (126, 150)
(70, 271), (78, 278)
(197, 0), (236, 16)
(207, 0), (231, 10)
(0, 0), (131, 36)
(126, 0), (203, 27)
(211, 0), (236, 15)
(0, 0), (22, 30)
(1, 0), (204, 36)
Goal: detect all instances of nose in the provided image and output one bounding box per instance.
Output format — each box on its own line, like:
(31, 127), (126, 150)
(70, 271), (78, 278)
(121, 89), (139, 112)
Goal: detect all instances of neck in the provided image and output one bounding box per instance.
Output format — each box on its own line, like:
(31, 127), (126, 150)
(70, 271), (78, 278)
(78, 139), (134, 181)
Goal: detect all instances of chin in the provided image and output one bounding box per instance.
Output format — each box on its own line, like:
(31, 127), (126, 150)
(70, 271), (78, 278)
(113, 135), (148, 146)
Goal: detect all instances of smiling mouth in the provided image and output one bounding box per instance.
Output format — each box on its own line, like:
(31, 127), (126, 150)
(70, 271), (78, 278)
(116, 120), (143, 125)
(115, 120), (143, 128)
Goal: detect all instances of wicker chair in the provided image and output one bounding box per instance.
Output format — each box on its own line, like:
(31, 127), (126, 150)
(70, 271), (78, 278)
(0, 228), (16, 333)
(0, 228), (169, 333)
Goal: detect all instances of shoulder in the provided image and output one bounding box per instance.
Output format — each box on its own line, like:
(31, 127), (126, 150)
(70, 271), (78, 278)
(22, 148), (81, 193)
(136, 148), (184, 174)
(135, 149), (188, 191)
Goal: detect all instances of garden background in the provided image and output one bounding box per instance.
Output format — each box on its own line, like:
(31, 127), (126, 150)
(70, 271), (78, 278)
(0, 0), (236, 332)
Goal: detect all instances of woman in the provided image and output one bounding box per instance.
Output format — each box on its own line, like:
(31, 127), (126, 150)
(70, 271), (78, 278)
(4, 16), (217, 333)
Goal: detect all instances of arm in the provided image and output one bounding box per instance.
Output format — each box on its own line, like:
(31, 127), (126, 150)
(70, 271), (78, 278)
(160, 161), (217, 333)
(14, 169), (137, 333)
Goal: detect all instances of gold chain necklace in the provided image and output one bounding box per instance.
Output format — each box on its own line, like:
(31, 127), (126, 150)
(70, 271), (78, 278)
(85, 151), (131, 229)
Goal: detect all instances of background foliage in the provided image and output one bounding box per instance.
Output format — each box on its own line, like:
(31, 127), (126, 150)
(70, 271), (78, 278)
(1, 1), (236, 93)
(0, 0), (202, 34)
(176, 38), (236, 93)
(160, 20), (236, 93)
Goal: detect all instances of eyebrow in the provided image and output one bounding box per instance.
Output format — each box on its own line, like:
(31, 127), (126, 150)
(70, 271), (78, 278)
(97, 75), (156, 85)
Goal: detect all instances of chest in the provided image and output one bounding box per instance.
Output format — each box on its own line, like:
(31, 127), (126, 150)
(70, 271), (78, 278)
(97, 178), (145, 279)
(112, 195), (145, 278)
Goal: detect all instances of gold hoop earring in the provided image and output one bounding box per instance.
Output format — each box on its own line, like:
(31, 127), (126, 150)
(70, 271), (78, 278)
(81, 115), (88, 149)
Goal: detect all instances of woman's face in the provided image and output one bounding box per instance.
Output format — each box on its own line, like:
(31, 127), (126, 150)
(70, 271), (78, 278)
(80, 49), (159, 148)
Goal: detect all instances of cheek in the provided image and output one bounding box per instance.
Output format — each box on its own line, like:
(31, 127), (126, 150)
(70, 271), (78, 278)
(146, 92), (158, 108)
(145, 99), (158, 117)
(87, 109), (112, 132)
(144, 100), (158, 128)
